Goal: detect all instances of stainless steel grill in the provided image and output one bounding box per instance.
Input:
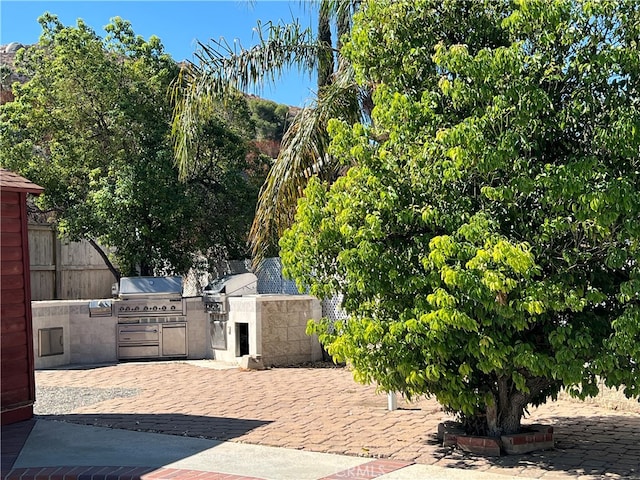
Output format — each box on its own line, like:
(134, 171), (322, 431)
(202, 273), (257, 314)
(116, 276), (185, 318)
(115, 276), (187, 359)
(202, 273), (257, 351)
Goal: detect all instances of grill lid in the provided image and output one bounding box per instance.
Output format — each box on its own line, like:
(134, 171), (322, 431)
(203, 273), (257, 297)
(119, 276), (183, 298)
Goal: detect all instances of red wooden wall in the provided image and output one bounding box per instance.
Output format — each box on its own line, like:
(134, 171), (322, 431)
(1, 170), (42, 425)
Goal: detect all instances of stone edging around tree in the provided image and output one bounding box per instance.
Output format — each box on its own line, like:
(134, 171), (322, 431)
(438, 421), (554, 456)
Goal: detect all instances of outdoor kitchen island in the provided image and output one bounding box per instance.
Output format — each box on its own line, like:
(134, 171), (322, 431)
(31, 295), (209, 369)
(30, 275), (323, 369)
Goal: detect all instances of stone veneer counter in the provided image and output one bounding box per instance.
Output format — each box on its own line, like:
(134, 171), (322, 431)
(213, 294), (323, 367)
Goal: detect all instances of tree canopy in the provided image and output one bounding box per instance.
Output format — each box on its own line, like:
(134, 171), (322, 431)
(248, 97), (290, 143)
(281, 0), (640, 436)
(171, 0), (367, 265)
(1, 14), (261, 278)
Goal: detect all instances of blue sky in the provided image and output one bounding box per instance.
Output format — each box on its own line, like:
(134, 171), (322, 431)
(0, 1), (318, 106)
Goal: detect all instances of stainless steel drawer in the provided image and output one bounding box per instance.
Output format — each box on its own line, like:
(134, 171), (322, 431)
(118, 345), (160, 358)
(118, 325), (160, 344)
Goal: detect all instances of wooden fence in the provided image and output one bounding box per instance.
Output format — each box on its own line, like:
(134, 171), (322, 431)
(28, 224), (115, 300)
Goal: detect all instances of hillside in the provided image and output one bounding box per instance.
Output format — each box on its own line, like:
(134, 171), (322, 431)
(0, 43), (29, 103)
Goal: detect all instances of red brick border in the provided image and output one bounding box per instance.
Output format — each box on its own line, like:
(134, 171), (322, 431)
(438, 421), (555, 456)
(455, 435), (501, 456)
(501, 425), (554, 454)
(2, 467), (265, 480)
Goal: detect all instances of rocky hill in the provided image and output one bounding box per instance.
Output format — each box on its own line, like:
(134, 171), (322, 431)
(0, 43), (29, 104)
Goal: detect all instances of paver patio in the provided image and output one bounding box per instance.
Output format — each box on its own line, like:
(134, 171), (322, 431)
(33, 362), (640, 479)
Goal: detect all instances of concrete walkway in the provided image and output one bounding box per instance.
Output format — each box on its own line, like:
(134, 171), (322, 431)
(3, 419), (533, 480)
(2, 361), (639, 479)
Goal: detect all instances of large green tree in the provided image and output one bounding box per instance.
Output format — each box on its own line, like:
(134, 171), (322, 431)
(1, 15), (259, 278)
(281, 0), (640, 436)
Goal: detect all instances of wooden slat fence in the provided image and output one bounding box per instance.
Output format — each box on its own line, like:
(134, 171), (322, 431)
(28, 224), (115, 300)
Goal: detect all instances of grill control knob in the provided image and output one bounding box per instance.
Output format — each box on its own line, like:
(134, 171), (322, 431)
(161, 305), (167, 311)
(170, 305), (176, 310)
(152, 306), (158, 311)
(143, 306), (148, 311)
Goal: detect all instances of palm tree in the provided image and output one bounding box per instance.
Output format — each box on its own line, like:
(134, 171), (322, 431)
(171, 0), (369, 267)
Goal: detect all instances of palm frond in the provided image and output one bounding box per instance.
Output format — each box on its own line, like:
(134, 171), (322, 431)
(249, 60), (368, 266)
(171, 20), (331, 179)
(195, 20), (321, 93)
(171, 2), (369, 266)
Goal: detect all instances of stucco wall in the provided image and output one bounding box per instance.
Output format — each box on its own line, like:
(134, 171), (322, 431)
(31, 301), (74, 368)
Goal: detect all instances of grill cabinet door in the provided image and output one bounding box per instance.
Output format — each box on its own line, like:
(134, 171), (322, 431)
(161, 323), (187, 356)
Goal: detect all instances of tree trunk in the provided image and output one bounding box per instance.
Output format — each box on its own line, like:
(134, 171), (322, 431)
(485, 394), (524, 436)
(499, 405), (523, 435)
(317, 6), (334, 89)
(336, 0), (352, 50)
(483, 375), (555, 436)
(88, 238), (120, 282)
(486, 396), (499, 437)
(495, 377), (526, 436)
(140, 261), (153, 276)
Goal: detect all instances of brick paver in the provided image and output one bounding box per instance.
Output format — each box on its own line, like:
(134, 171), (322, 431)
(32, 363), (640, 479)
